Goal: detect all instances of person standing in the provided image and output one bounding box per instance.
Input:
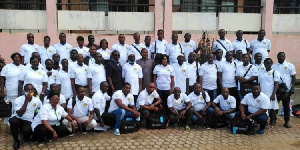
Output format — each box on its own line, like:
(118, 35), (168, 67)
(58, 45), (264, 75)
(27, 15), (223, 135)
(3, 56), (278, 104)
(184, 52), (200, 93)
(106, 51), (123, 96)
(58, 58), (73, 101)
(151, 29), (168, 59)
(172, 54), (189, 94)
(212, 29), (233, 59)
(20, 33), (39, 65)
(272, 52), (296, 128)
(38, 36), (56, 66)
(180, 33), (196, 62)
(166, 34), (184, 65)
(97, 39), (111, 63)
(250, 29), (271, 63)
(129, 32), (146, 61)
(75, 36), (90, 58)
(112, 34), (130, 65)
(232, 30), (250, 55)
(54, 33), (73, 62)
(144, 36), (152, 59)
(136, 48), (154, 89)
(70, 54), (89, 97)
(83, 44), (97, 66)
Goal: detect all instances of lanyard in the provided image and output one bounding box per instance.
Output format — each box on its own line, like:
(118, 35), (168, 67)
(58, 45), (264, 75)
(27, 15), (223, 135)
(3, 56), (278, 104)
(52, 108), (59, 122)
(257, 64), (263, 71)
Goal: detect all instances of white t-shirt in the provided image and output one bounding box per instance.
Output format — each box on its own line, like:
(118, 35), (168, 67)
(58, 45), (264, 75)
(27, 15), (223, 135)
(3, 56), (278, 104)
(31, 104), (68, 131)
(250, 38), (271, 62)
(258, 69), (280, 97)
(1, 63), (24, 96)
(122, 63), (143, 95)
(188, 91), (210, 112)
(212, 38), (233, 59)
(241, 92), (270, 114)
(19, 67), (48, 95)
(171, 63), (188, 93)
(180, 40), (196, 61)
(151, 39), (168, 54)
(54, 43), (73, 61)
(232, 39), (250, 54)
(167, 93), (190, 111)
(213, 59), (225, 69)
(58, 69), (73, 99)
(272, 61), (296, 90)
(97, 48), (111, 60)
(213, 95), (236, 111)
(87, 63), (106, 92)
(20, 43), (39, 65)
(184, 62), (200, 86)
(153, 64), (175, 90)
(75, 46), (90, 58)
(234, 59), (243, 67)
(38, 46), (56, 65)
(67, 96), (93, 118)
(111, 43), (130, 65)
(218, 61), (237, 88)
(69, 63), (89, 86)
(44, 94), (67, 105)
(45, 69), (60, 90)
(136, 88), (159, 110)
(129, 43), (146, 60)
(235, 64), (258, 90)
(108, 90), (135, 113)
(68, 60), (77, 70)
(199, 62), (218, 90)
(166, 43), (184, 64)
(254, 63), (265, 76)
(92, 90), (110, 116)
(12, 95), (42, 121)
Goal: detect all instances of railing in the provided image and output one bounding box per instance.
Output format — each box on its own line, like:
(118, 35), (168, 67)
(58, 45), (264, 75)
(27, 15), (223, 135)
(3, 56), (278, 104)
(0, 0), (46, 10)
(56, 3), (155, 13)
(172, 4), (263, 16)
(274, 6), (300, 14)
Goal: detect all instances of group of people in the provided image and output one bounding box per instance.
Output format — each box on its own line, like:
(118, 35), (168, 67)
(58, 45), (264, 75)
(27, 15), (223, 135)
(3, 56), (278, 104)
(0, 29), (296, 149)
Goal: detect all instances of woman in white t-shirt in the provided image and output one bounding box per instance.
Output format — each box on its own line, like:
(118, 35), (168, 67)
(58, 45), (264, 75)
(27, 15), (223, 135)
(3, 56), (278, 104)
(153, 55), (174, 111)
(18, 57), (48, 100)
(31, 92), (74, 147)
(258, 58), (279, 127)
(97, 39), (111, 63)
(0, 52), (24, 124)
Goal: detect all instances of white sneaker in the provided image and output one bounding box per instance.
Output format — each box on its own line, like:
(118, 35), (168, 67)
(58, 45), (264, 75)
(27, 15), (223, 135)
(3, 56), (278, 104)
(114, 129), (120, 136)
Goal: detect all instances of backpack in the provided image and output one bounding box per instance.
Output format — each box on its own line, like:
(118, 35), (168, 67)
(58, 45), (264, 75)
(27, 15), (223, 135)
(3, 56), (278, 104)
(230, 118), (252, 134)
(120, 117), (140, 134)
(146, 114), (168, 129)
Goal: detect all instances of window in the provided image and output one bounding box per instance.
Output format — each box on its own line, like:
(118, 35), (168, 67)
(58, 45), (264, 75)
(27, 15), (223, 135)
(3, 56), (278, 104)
(274, 0), (300, 14)
(0, 0), (46, 10)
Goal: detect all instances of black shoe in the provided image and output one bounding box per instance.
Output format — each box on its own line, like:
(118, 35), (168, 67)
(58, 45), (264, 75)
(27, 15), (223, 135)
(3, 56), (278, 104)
(284, 121), (291, 128)
(13, 141), (20, 150)
(81, 124), (87, 134)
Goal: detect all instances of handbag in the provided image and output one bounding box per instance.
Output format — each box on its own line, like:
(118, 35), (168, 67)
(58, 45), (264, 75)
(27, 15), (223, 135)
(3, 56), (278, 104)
(240, 65), (253, 96)
(0, 97), (12, 118)
(120, 117), (140, 134)
(276, 76), (289, 100)
(146, 114), (168, 129)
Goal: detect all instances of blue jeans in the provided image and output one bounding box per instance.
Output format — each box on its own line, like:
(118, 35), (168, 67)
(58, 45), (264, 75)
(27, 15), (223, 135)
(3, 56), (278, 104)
(191, 107), (215, 122)
(220, 107), (236, 119)
(111, 108), (133, 129)
(203, 89), (217, 101)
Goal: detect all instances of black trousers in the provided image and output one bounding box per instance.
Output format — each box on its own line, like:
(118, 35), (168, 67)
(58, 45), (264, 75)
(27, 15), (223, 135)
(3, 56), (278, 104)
(9, 117), (32, 142)
(169, 108), (193, 126)
(100, 112), (116, 127)
(282, 95), (291, 121)
(32, 124), (69, 143)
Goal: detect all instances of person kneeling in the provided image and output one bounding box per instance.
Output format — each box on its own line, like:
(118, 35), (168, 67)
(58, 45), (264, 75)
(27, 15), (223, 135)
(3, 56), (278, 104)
(108, 83), (141, 136)
(136, 82), (163, 120)
(62, 86), (97, 135)
(239, 83), (270, 134)
(168, 87), (193, 131)
(212, 88), (236, 120)
(31, 92), (74, 148)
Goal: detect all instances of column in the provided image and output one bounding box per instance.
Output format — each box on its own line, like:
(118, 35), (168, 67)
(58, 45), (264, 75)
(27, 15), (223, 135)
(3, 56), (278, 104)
(155, 0), (164, 40)
(46, 0), (57, 42)
(261, 0), (274, 40)
(163, 0), (172, 42)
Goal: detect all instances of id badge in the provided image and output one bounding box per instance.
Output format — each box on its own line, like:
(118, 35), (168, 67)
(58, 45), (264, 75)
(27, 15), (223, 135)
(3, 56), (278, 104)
(56, 122), (60, 126)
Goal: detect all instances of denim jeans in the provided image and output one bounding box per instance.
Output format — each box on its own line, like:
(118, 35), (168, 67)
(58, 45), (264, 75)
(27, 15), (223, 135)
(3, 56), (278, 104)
(191, 107), (215, 122)
(220, 107), (236, 119)
(203, 89), (217, 102)
(111, 108), (133, 129)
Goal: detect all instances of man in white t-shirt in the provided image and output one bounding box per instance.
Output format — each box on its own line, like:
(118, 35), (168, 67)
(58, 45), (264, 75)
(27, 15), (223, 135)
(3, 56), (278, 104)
(184, 52), (200, 93)
(38, 36), (56, 66)
(212, 29), (233, 59)
(151, 29), (168, 59)
(272, 52), (296, 128)
(112, 34), (130, 65)
(172, 54), (189, 94)
(54, 33), (73, 62)
(253, 53), (265, 76)
(70, 54), (89, 97)
(234, 50), (243, 67)
(69, 49), (78, 69)
(20, 33), (39, 65)
(44, 83), (67, 108)
(129, 32), (146, 60)
(136, 82), (162, 119)
(168, 87), (193, 131)
(239, 83), (270, 134)
(212, 88), (236, 119)
(232, 30), (250, 55)
(181, 33), (196, 62)
(62, 86), (97, 134)
(199, 53), (218, 100)
(44, 59), (60, 95)
(250, 29), (271, 63)
(166, 34), (184, 65)
(75, 36), (90, 58)
(9, 84), (42, 149)
(92, 81), (115, 127)
(108, 83), (140, 136)
(122, 54), (143, 102)
(214, 49), (225, 68)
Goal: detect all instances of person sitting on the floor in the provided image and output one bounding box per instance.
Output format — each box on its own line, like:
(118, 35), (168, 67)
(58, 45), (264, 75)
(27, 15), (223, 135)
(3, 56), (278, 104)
(212, 88), (236, 120)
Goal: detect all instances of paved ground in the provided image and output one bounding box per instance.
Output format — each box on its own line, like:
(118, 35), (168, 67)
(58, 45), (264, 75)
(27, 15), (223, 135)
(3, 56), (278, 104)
(0, 116), (299, 150)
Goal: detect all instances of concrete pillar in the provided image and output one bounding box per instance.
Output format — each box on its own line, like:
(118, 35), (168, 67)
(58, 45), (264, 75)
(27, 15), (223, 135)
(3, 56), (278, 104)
(237, 0), (243, 13)
(164, 0), (172, 42)
(46, 0), (58, 43)
(154, 0), (164, 40)
(261, 0), (274, 40)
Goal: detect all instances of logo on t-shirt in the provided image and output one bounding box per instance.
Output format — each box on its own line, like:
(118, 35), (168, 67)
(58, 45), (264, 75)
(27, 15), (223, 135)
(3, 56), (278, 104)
(38, 72), (42, 75)
(49, 50), (52, 54)
(189, 44), (192, 48)
(256, 99), (260, 103)
(83, 103), (87, 107)
(85, 69), (87, 72)
(261, 67), (264, 70)
(134, 68), (137, 71)
(226, 42), (229, 45)
(284, 66), (287, 70)
(263, 42), (266, 45)
(34, 48), (37, 50)
(33, 103), (36, 107)
(164, 44), (166, 47)
(227, 102), (230, 105)
(127, 98), (130, 101)
(268, 72), (272, 76)
(193, 66), (196, 68)
(52, 75), (56, 78)
(151, 95), (154, 98)
(182, 69), (185, 72)
(174, 98), (183, 105)
(167, 68), (170, 72)
(66, 47), (68, 50)
(57, 112), (61, 116)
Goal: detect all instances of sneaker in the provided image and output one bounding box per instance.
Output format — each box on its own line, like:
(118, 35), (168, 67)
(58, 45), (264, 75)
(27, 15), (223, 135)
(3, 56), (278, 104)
(81, 124), (87, 134)
(114, 129), (120, 136)
(136, 116), (140, 122)
(257, 129), (264, 134)
(13, 141), (20, 150)
(284, 121), (291, 128)
(69, 131), (75, 137)
(185, 125), (191, 131)
(37, 142), (45, 148)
